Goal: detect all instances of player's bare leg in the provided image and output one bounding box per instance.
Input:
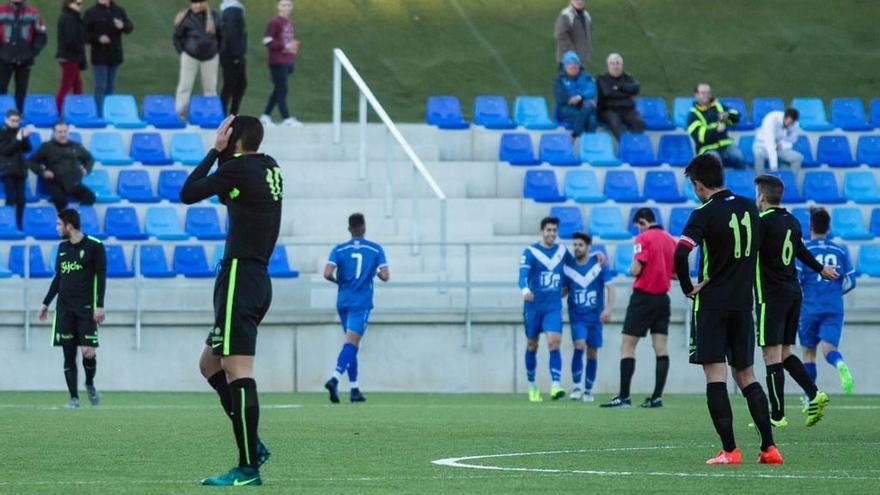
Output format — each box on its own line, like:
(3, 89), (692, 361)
(81, 346), (99, 406)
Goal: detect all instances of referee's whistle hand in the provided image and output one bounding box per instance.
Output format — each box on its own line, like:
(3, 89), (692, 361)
(688, 279), (709, 297)
(37, 304), (48, 322)
(820, 266), (839, 280)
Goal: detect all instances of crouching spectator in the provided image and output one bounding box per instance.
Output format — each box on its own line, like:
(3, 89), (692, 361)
(29, 121), (95, 211)
(554, 51), (596, 138)
(597, 53), (644, 140)
(754, 108), (803, 176)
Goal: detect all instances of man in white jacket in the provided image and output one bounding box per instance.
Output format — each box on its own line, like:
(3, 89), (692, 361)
(753, 108), (803, 176)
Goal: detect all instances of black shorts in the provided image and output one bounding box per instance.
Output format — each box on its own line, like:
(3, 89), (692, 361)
(52, 308), (99, 347)
(622, 290), (670, 338)
(205, 259), (272, 357)
(757, 297), (801, 347)
(690, 308), (754, 369)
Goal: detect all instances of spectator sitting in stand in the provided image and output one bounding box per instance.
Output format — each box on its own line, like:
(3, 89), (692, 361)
(554, 50), (597, 139)
(597, 53), (644, 140)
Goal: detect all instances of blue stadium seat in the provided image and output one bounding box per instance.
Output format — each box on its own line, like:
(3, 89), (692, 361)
(539, 133), (580, 166)
(0, 253), (13, 278)
(843, 171), (880, 204)
(792, 97), (834, 131)
(105, 244), (133, 278)
(142, 95), (186, 129)
(725, 169), (756, 199)
(870, 98), (880, 129)
(672, 97), (693, 129)
(130, 132), (172, 165)
(793, 135), (819, 167)
(628, 206), (662, 236)
(268, 245), (299, 278)
(185, 207), (226, 240)
(792, 207), (811, 239)
(830, 98), (870, 131)
(62, 95), (106, 128)
(145, 206), (189, 240)
(751, 97), (784, 125)
(614, 243), (635, 276)
(832, 208), (872, 240)
(173, 245), (214, 278)
(803, 171), (845, 204)
(23, 94), (58, 128)
(23, 206), (57, 239)
(157, 170), (188, 203)
(117, 170), (158, 203)
(212, 245), (225, 268)
(817, 135), (857, 167)
(472, 95), (516, 129)
(102, 94), (146, 128)
(139, 245), (175, 278)
(550, 206), (584, 239)
(188, 96), (224, 129)
(0, 94), (15, 116)
(9, 245), (53, 278)
(81, 169), (120, 203)
(635, 97), (674, 130)
(668, 207), (692, 237)
(90, 132), (133, 165)
(719, 97), (753, 130)
(768, 170), (805, 203)
(857, 245), (880, 277)
(0, 206), (24, 239)
(425, 96), (470, 130)
(603, 170), (643, 202)
(579, 133), (621, 166)
(871, 209), (880, 237)
(514, 96), (556, 130)
(499, 133), (540, 165)
(683, 177), (698, 202)
(857, 136), (880, 167)
(644, 170), (685, 203)
(564, 170), (604, 203)
(23, 132), (41, 160)
(75, 205), (107, 239)
(738, 135), (755, 165)
(588, 206), (631, 239)
(658, 134), (693, 167)
(104, 206), (148, 240)
(170, 133), (205, 166)
(523, 170), (564, 202)
(619, 132), (659, 166)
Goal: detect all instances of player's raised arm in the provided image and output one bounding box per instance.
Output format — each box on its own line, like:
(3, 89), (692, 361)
(179, 116), (236, 204)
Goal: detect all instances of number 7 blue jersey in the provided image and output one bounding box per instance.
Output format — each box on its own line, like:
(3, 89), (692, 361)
(328, 238), (388, 310)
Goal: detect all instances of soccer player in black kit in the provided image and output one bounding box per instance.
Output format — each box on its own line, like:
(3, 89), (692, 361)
(180, 115), (283, 487)
(37, 209), (106, 409)
(673, 155), (782, 465)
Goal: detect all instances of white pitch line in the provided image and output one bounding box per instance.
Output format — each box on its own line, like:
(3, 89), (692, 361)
(0, 404), (303, 411)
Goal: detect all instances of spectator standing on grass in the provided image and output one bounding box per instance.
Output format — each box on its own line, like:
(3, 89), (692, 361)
(0, 109), (31, 230)
(29, 121), (95, 211)
(597, 53), (644, 140)
(173, 0), (222, 120)
(554, 50), (597, 139)
(219, 0), (247, 116)
(56, 0), (87, 113)
(554, 0), (591, 68)
(83, 0), (134, 115)
(687, 82), (745, 169)
(260, 0), (302, 127)
(753, 108), (803, 176)
(0, 0), (47, 111)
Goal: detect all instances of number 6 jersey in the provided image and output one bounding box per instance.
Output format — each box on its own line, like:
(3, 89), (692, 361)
(755, 207), (824, 303)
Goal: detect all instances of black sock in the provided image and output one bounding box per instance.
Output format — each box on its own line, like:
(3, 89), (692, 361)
(742, 382), (774, 451)
(706, 382), (736, 452)
(765, 363), (785, 420)
(619, 358), (635, 399)
(62, 345), (78, 399)
(229, 378), (260, 469)
(83, 356), (96, 387)
(207, 371), (233, 420)
(652, 356), (670, 400)
(783, 355), (818, 400)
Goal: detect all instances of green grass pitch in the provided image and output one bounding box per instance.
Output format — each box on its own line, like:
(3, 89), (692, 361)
(2, 392), (878, 494)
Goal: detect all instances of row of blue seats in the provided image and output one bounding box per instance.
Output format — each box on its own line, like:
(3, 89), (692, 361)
(0, 244), (298, 279)
(524, 169), (880, 205)
(5, 169), (190, 205)
(0, 205), (226, 241)
(500, 132), (880, 168)
(550, 204), (880, 242)
(19, 130), (206, 166)
(5, 94), (224, 129)
(426, 95), (880, 132)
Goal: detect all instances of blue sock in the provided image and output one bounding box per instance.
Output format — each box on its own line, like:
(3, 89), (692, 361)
(347, 351), (359, 384)
(804, 362), (817, 382)
(334, 343), (357, 377)
(571, 348), (585, 386)
(525, 349), (537, 383)
(549, 349), (562, 382)
(585, 357), (598, 392)
(826, 350), (844, 367)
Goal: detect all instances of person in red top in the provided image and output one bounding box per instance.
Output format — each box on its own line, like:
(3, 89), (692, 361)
(260, 0), (301, 127)
(601, 208), (676, 409)
(0, 0), (48, 111)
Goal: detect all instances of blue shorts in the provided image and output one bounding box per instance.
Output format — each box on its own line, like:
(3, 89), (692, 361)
(524, 308), (562, 339)
(570, 317), (603, 348)
(798, 313), (843, 348)
(338, 308), (371, 335)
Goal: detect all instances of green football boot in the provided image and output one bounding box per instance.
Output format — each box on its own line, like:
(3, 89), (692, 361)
(201, 467), (262, 487)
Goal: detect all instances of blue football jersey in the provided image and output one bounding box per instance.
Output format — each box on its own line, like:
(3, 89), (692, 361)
(519, 243), (570, 312)
(328, 238), (388, 310)
(797, 238), (855, 316)
(563, 254), (611, 319)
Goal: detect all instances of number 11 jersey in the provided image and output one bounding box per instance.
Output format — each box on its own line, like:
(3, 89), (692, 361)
(328, 238), (388, 310)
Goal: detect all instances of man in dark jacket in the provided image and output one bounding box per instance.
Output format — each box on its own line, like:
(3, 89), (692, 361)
(0, 0), (47, 111)
(687, 82), (745, 169)
(219, 0), (246, 115)
(597, 53), (644, 140)
(83, 0), (133, 115)
(55, 0), (87, 113)
(173, 1), (223, 118)
(0, 109), (30, 229)
(29, 121), (95, 211)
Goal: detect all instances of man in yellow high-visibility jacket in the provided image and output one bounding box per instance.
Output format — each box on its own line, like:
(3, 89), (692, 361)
(687, 83), (745, 169)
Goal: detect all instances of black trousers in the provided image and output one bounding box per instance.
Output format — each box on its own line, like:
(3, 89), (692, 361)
(45, 180), (95, 211)
(220, 55), (247, 116)
(600, 108), (645, 140)
(0, 63), (32, 111)
(263, 63), (293, 119)
(2, 175), (25, 229)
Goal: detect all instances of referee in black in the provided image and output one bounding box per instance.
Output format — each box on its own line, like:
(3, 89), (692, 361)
(37, 209), (106, 409)
(180, 115), (283, 487)
(673, 154), (781, 465)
